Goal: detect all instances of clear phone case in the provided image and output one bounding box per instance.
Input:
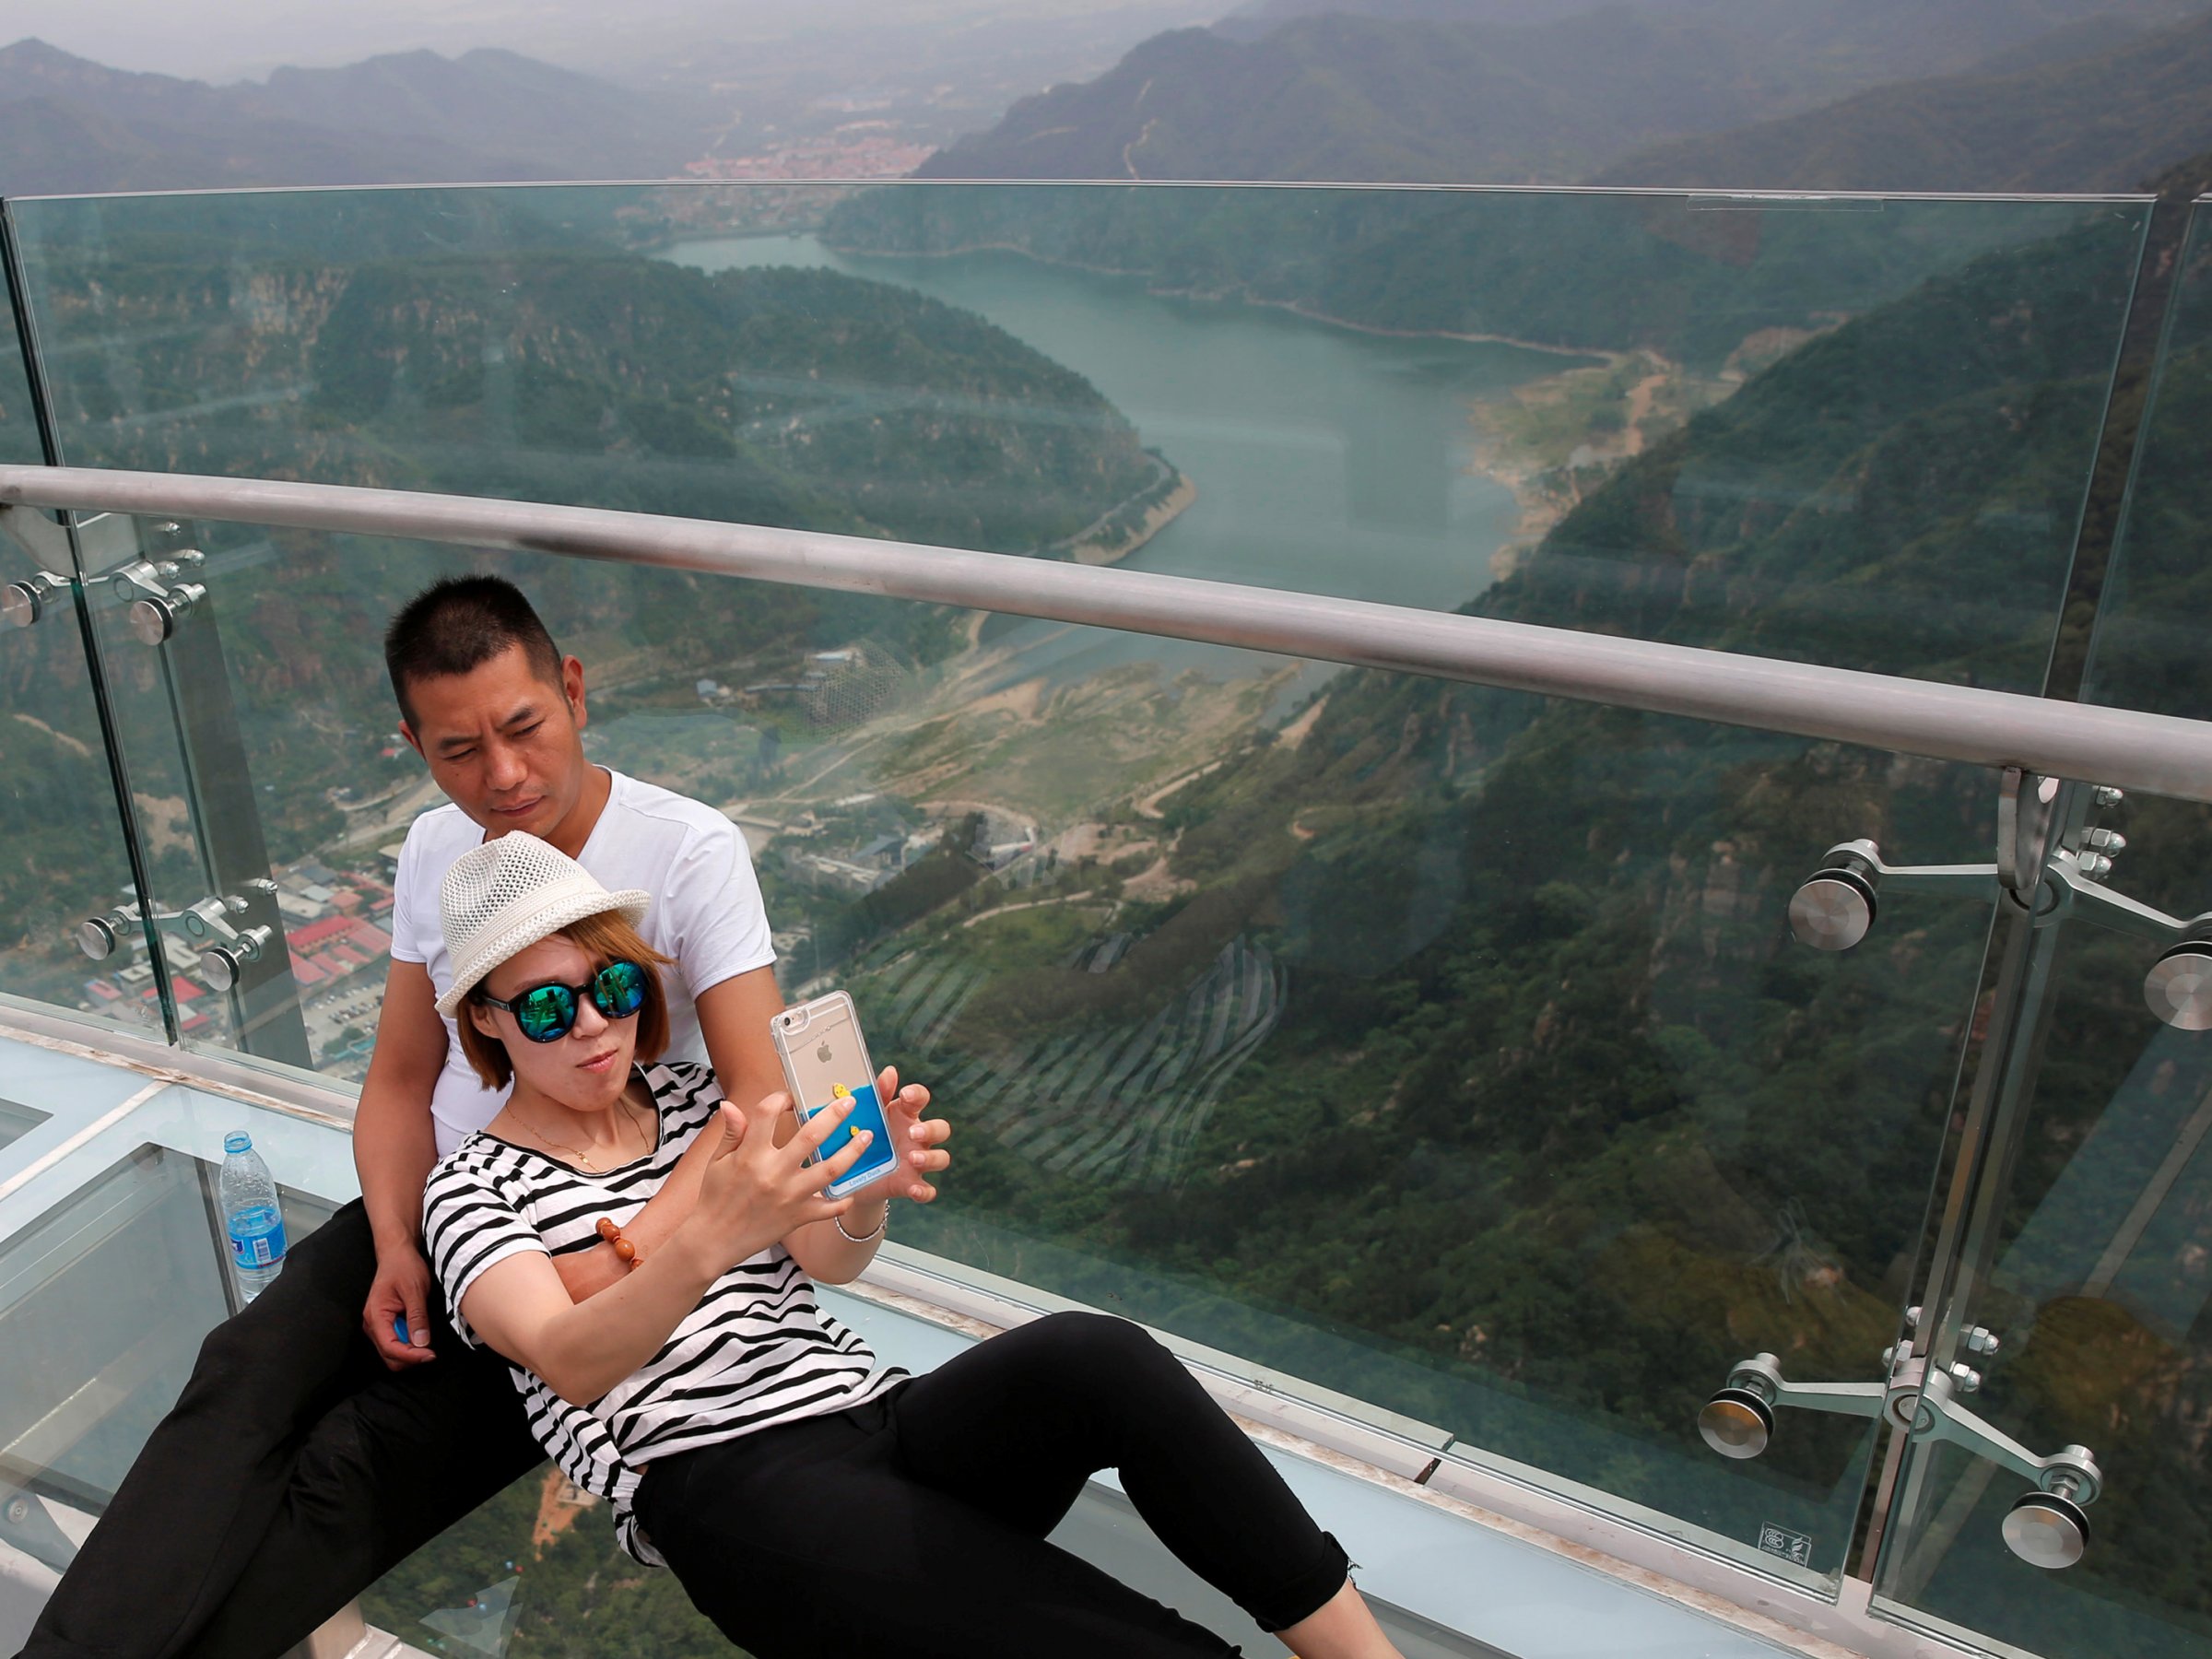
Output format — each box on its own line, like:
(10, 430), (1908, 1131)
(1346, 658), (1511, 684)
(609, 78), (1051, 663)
(771, 991), (899, 1198)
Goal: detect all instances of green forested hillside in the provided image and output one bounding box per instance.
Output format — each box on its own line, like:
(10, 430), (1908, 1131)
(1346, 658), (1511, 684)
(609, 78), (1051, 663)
(1594, 8), (2212, 190)
(294, 257), (1164, 559)
(1481, 215), (2147, 680)
(30, 206), (1167, 572)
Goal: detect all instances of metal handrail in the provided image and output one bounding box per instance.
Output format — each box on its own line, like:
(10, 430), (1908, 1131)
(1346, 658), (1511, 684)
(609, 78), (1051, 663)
(7, 463), (2212, 804)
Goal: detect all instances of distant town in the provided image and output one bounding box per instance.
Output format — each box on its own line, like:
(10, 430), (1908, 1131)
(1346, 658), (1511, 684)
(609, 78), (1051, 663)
(682, 121), (935, 182)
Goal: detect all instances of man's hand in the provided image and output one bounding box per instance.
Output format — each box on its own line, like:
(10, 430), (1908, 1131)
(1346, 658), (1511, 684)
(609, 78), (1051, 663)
(355, 959), (445, 1363)
(364, 1241), (438, 1370)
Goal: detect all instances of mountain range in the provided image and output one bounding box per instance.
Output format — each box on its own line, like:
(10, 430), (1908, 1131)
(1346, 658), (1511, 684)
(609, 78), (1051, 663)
(920, 11), (1825, 183)
(918, 0), (2209, 185)
(0, 39), (702, 194)
(1595, 7), (2212, 190)
(1228, 0), (2197, 63)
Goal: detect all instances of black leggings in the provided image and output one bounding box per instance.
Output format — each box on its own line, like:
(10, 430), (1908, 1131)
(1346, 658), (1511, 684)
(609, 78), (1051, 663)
(635, 1312), (1350, 1659)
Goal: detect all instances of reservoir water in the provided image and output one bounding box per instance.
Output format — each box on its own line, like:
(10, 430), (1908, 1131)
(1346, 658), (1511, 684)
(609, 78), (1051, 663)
(665, 235), (1582, 699)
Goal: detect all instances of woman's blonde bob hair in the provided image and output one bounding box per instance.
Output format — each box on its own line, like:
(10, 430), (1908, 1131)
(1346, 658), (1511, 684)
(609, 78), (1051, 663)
(456, 909), (674, 1089)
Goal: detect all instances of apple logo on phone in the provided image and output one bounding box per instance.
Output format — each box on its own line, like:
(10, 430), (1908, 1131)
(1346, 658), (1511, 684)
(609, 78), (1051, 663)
(817, 1041), (833, 1063)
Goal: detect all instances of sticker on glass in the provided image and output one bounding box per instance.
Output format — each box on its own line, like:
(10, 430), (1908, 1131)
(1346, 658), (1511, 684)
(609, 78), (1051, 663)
(1758, 1523), (1813, 1567)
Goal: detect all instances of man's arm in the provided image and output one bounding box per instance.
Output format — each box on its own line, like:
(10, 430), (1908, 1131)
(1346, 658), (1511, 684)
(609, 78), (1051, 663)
(695, 965), (791, 1112)
(355, 959), (450, 1368)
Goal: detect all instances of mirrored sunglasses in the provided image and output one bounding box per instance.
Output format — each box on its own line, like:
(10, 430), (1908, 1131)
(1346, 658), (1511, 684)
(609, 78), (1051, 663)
(477, 959), (649, 1043)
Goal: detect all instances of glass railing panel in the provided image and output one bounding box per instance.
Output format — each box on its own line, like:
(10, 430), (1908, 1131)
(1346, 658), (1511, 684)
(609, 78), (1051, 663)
(2083, 199), (2212, 722)
(0, 247), (37, 468)
(828, 683), (1985, 1590)
(0, 179), (2168, 1634)
(0, 249), (149, 1035)
(1869, 199), (2212, 1659)
(1869, 781), (2212, 1659)
(6, 182), (2150, 688)
(47, 510), (307, 1063)
(78, 508), (2010, 1589)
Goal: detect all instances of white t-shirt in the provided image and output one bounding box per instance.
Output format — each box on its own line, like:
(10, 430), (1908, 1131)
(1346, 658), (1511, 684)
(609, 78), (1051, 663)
(388, 769), (776, 1156)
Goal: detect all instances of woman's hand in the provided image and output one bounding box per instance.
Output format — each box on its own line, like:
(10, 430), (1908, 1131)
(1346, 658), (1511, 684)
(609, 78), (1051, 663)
(677, 1089), (868, 1278)
(851, 1065), (950, 1205)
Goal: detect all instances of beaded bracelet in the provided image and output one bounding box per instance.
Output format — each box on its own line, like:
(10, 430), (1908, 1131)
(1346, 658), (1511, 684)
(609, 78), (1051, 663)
(594, 1217), (642, 1267)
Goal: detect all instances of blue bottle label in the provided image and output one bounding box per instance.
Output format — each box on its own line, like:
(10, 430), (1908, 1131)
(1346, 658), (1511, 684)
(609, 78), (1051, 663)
(229, 1205), (288, 1268)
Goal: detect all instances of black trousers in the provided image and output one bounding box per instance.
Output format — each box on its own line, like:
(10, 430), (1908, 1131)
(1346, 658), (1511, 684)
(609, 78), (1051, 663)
(16, 1200), (544, 1659)
(636, 1312), (1351, 1659)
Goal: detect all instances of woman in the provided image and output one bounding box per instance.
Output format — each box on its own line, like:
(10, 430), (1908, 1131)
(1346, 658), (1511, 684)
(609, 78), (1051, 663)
(421, 831), (1406, 1659)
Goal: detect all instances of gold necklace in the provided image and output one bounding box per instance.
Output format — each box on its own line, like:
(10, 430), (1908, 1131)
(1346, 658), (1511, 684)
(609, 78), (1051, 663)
(512, 1092), (645, 1171)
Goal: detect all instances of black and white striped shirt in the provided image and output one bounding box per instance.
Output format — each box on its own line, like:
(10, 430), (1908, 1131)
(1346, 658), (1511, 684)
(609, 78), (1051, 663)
(421, 1060), (903, 1564)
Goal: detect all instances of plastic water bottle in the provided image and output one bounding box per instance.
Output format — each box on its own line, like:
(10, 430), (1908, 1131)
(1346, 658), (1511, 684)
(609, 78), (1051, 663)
(220, 1130), (287, 1301)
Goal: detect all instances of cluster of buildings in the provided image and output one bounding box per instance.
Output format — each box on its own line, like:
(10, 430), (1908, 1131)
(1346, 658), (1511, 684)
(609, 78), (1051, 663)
(740, 648), (906, 731)
(771, 800), (1040, 899)
(281, 862), (399, 1069)
(77, 858), (396, 1060)
(273, 865), (395, 975)
(781, 828), (941, 898)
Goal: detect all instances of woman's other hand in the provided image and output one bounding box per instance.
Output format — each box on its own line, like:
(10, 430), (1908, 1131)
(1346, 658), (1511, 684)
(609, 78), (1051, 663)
(679, 1091), (868, 1276)
(860, 1065), (949, 1205)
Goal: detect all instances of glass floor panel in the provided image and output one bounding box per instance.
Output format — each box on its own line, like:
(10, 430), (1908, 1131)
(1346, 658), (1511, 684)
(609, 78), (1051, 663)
(0, 1143), (335, 1524)
(0, 1100), (45, 1158)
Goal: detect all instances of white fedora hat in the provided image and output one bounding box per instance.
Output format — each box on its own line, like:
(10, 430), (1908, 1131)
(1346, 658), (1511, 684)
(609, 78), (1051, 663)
(435, 833), (651, 1018)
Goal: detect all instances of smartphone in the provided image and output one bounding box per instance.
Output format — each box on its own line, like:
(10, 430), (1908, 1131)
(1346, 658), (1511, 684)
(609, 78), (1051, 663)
(771, 991), (901, 1199)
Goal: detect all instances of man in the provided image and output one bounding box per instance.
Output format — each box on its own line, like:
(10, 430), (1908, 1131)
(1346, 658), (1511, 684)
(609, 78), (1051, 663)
(18, 576), (943, 1659)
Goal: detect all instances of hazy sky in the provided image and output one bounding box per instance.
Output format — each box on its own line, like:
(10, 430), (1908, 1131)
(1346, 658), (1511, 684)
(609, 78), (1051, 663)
(0, 0), (1210, 81)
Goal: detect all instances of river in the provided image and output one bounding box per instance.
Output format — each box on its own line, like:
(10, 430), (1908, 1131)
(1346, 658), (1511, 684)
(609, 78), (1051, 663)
(664, 234), (1581, 702)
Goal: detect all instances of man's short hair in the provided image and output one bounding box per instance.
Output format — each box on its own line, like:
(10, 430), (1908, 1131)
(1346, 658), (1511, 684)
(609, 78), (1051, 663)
(384, 576), (564, 729)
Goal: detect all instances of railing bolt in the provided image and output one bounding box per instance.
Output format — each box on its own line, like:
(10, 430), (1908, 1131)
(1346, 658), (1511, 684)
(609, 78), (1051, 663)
(1965, 1326), (2001, 1355)
(2093, 785), (2125, 808)
(2077, 852), (2112, 881)
(2084, 829), (2126, 854)
(1948, 1362), (1983, 1393)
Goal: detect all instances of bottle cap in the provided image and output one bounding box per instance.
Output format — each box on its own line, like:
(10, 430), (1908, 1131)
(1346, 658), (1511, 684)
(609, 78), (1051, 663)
(224, 1130), (253, 1156)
